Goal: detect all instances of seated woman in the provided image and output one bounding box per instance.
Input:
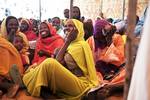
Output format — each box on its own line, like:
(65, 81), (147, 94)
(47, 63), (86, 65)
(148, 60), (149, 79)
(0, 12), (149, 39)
(23, 19), (99, 99)
(20, 18), (37, 41)
(0, 36), (24, 98)
(87, 19), (125, 80)
(86, 19), (125, 99)
(32, 22), (64, 64)
(20, 18), (38, 64)
(1, 16), (30, 66)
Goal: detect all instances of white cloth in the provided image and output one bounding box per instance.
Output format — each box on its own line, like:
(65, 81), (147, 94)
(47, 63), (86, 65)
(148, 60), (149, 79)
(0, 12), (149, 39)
(115, 20), (126, 32)
(127, 2), (150, 100)
(29, 40), (37, 49)
(57, 28), (65, 39)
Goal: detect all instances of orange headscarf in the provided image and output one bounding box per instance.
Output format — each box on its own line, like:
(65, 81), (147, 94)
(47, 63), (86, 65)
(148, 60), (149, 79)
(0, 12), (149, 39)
(1, 16), (30, 64)
(0, 36), (24, 77)
(32, 22), (64, 64)
(87, 34), (125, 67)
(87, 34), (125, 84)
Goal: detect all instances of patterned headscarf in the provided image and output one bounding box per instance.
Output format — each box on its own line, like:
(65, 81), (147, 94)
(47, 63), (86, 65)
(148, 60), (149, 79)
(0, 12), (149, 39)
(94, 19), (110, 36)
(93, 19), (111, 50)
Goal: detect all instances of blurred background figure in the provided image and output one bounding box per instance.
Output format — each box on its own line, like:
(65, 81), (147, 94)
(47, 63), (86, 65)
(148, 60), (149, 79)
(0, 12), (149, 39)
(64, 9), (69, 19)
(52, 17), (65, 38)
(71, 6), (81, 21)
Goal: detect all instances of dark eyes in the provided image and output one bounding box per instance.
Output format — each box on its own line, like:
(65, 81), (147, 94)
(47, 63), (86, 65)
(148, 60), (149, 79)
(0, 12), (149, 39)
(8, 23), (18, 26)
(64, 24), (74, 28)
(40, 26), (47, 30)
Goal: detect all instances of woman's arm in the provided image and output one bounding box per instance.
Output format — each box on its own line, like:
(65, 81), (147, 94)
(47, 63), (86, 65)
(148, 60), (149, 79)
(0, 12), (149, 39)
(56, 28), (78, 63)
(56, 41), (70, 63)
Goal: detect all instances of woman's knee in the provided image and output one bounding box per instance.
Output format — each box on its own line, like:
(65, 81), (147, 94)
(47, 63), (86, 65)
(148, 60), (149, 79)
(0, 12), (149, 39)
(41, 58), (58, 68)
(42, 58), (56, 64)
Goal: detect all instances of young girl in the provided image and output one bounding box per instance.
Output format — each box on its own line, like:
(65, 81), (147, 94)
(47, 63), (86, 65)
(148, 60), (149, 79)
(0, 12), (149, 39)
(13, 35), (29, 70)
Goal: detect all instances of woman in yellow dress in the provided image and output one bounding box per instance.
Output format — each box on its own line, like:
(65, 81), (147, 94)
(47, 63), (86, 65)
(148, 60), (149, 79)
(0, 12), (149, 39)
(23, 19), (99, 100)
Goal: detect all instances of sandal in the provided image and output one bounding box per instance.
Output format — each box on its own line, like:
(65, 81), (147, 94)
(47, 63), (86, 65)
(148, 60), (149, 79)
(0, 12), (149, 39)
(104, 70), (115, 80)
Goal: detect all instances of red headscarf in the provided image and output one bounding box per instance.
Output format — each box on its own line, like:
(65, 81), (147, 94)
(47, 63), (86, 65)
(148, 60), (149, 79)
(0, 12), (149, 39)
(20, 19), (37, 41)
(32, 22), (64, 64)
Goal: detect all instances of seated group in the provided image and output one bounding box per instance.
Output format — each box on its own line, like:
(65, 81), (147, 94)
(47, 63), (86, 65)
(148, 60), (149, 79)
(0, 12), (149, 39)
(0, 16), (125, 99)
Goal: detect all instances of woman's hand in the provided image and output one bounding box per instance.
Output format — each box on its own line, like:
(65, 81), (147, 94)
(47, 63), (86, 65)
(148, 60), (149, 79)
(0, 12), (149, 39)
(105, 25), (116, 46)
(8, 29), (16, 43)
(38, 50), (52, 57)
(65, 27), (78, 43)
(56, 29), (78, 62)
(38, 50), (45, 57)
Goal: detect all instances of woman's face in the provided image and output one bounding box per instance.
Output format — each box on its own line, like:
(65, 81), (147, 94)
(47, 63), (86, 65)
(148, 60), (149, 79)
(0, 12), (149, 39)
(64, 20), (75, 35)
(7, 18), (19, 34)
(13, 36), (23, 51)
(72, 7), (80, 19)
(64, 9), (69, 19)
(52, 18), (61, 31)
(64, 20), (78, 41)
(94, 24), (112, 43)
(20, 20), (29, 32)
(39, 23), (51, 38)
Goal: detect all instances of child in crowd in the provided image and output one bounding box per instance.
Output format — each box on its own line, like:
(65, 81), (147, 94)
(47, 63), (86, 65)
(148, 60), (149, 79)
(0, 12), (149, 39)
(13, 35), (29, 70)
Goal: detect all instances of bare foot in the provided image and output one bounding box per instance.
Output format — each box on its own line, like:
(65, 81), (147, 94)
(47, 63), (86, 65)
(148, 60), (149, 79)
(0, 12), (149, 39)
(6, 84), (19, 98)
(0, 90), (3, 98)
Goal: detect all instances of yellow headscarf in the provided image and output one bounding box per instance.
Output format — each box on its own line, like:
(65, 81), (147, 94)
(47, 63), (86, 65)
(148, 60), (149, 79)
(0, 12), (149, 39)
(67, 19), (99, 86)
(1, 17), (8, 39)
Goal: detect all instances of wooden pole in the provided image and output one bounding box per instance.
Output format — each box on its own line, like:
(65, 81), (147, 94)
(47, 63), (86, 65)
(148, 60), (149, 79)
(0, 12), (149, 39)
(124, 0), (137, 99)
(39, 0), (42, 21)
(100, 0), (103, 12)
(122, 0), (126, 20)
(70, 0), (74, 19)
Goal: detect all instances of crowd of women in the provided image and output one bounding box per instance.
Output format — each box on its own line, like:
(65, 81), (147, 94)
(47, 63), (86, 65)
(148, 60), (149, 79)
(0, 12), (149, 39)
(0, 6), (128, 100)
